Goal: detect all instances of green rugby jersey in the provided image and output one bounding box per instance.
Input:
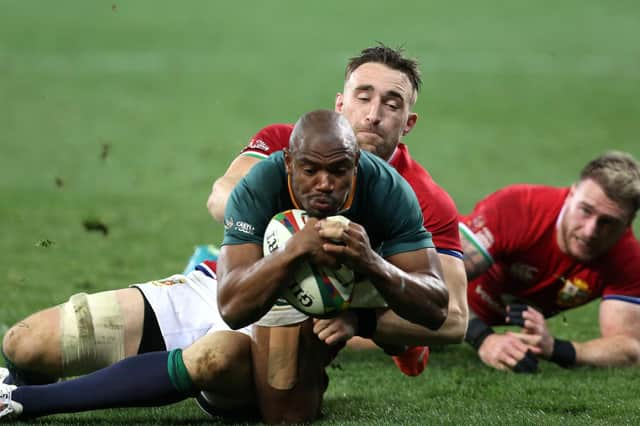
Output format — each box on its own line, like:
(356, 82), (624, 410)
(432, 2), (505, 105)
(222, 150), (432, 257)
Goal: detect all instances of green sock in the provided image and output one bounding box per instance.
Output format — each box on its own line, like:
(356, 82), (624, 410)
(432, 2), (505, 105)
(167, 349), (195, 394)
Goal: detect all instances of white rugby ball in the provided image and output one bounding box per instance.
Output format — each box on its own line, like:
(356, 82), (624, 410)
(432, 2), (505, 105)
(263, 209), (354, 317)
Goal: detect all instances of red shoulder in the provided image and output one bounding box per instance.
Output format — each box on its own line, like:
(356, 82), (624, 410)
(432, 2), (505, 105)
(240, 123), (294, 158)
(390, 144), (462, 252)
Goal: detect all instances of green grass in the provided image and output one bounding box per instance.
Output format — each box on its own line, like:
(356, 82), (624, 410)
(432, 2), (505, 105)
(1, 0), (639, 424)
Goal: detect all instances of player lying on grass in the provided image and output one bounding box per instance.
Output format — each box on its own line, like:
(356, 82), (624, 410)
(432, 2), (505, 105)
(459, 151), (640, 372)
(194, 43), (468, 375)
(0, 110), (449, 423)
(1, 44), (467, 387)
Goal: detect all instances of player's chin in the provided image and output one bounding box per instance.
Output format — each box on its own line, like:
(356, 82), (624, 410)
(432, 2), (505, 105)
(357, 141), (379, 155)
(568, 244), (598, 262)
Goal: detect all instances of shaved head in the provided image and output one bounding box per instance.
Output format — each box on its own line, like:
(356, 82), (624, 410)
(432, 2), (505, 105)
(289, 109), (358, 156)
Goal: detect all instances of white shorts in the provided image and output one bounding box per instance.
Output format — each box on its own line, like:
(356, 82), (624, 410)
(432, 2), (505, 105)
(132, 267), (252, 350)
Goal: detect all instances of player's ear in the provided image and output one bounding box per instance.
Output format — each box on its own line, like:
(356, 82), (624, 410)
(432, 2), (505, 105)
(402, 112), (418, 136)
(284, 149), (293, 174)
(335, 93), (344, 112)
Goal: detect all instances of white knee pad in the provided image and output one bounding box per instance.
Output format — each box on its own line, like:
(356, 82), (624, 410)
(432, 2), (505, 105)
(60, 291), (125, 376)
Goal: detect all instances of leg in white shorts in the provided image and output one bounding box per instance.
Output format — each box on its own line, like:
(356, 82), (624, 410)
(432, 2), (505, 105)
(132, 265), (251, 351)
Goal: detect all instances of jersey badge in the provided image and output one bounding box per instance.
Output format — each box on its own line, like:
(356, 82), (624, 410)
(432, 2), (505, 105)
(474, 284), (504, 315)
(556, 276), (591, 307)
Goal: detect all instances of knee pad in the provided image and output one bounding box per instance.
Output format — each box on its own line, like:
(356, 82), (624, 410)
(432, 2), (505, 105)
(60, 291), (125, 376)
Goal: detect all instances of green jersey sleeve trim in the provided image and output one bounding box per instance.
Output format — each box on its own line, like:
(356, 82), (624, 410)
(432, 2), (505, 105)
(459, 222), (493, 264)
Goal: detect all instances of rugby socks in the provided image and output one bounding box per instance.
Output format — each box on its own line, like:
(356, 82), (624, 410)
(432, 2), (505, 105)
(13, 349), (195, 418)
(1, 349), (56, 386)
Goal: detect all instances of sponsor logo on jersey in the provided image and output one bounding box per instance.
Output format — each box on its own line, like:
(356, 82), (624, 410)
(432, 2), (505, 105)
(234, 220), (255, 235)
(151, 276), (187, 287)
(247, 138), (270, 152)
(474, 284), (504, 315)
(224, 216), (234, 230)
(556, 276), (591, 307)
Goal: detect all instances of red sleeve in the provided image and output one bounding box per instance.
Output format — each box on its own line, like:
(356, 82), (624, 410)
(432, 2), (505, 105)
(460, 185), (550, 260)
(422, 182), (462, 253)
(602, 231), (640, 299)
(240, 123), (293, 158)
(392, 145), (462, 253)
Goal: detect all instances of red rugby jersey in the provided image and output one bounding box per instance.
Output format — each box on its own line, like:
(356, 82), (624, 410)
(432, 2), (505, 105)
(461, 184), (640, 324)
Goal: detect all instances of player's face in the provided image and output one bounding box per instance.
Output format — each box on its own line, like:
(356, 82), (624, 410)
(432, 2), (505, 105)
(285, 139), (358, 218)
(557, 178), (633, 262)
(335, 62), (417, 161)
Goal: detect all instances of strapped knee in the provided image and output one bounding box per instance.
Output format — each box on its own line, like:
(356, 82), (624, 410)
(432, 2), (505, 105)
(60, 291), (125, 376)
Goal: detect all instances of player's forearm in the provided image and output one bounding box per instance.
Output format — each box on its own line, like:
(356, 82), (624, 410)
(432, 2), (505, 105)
(573, 335), (640, 367)
(207, 176), (235, 223)
(373, 304), (466, 345)
(365, 252), (448, 330)
(218, 250), (301, 329)
(373, 254), (468, 345)
(435, 254), (469, 343)
(458, 224), (493, 280)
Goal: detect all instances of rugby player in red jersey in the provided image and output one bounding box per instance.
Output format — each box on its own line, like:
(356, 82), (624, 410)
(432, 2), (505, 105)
(460, 151), (640, 372)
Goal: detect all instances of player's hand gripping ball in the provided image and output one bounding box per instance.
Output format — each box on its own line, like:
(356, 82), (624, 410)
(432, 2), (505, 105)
(263, 209), (354, 317)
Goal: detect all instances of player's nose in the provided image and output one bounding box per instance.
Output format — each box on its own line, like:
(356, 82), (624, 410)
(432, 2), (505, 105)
(366, 102), (382, 125)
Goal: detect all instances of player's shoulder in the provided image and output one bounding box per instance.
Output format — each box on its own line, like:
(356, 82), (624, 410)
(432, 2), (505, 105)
(487, 184), (568, 207)
(359, 149), (396, 171)
(390, 144), (458, 211)
(242, 150), (286, 183)
(606, 229), (640, 266)
(240, 123), (294, 159)
(358, 150), (408, 187)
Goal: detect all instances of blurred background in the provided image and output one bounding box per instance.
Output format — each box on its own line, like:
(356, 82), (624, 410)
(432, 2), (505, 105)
(1, 0), (639, 330)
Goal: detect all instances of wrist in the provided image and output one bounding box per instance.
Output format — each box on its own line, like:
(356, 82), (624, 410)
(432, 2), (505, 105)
(353, 309), (378, 338)
(550, 338), (576, 368)
(465, 317), (495, 350)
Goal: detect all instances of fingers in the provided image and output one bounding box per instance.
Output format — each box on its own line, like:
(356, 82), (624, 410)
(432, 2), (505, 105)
(506, 304), (546, 332)
(317, 216), (350, 241)
(312, 316), (355, 345)
(512, 350), (539, 374)
(507, 332), (543, 354)
(479, 333), (539, 372)
(317, 218), (349, 242)
(505, 303), (528, 327)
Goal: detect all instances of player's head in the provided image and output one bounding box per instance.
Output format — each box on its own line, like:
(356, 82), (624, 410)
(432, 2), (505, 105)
(557, 151), (640, 261)
(285, 110), (359, 218)
(335, 43), (421, 161)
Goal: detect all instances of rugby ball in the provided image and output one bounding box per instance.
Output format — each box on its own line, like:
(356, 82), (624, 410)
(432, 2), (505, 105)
(263, 209), (355, 317)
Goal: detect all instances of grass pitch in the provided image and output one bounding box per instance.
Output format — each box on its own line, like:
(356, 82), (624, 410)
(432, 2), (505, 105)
(1, 1), (639, 424)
